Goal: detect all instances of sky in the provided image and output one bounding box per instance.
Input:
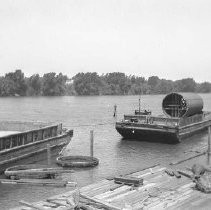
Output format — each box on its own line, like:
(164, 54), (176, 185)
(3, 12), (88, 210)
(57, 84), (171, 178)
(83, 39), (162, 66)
(0, 0), (211, 82)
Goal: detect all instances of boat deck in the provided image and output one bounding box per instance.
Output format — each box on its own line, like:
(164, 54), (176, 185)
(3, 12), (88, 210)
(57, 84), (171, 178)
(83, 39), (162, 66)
(12, 165), (211, 210)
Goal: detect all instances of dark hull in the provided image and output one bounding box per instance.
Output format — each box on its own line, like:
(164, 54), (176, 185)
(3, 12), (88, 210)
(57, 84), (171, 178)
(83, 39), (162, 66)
(116, 125), (179, 143)
(116, 118), (211, 144)
(0, 130), (73, 173)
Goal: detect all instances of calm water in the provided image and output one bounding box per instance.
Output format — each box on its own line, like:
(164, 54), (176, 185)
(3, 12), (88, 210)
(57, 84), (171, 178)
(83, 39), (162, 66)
(0, 94), (211, 209)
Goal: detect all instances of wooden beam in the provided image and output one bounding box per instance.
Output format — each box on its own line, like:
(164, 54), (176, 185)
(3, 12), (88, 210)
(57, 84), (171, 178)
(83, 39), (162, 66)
(47, 143), (51, 165)
(19, 200), (47, 210)
(90, 130), (94, 157)
(80, 194), (120, 210)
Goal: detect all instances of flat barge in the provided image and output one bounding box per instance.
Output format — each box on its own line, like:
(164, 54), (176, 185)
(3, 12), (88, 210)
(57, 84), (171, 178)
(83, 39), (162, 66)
(116, 92), (211, 143)
(0, 121), (73, 172)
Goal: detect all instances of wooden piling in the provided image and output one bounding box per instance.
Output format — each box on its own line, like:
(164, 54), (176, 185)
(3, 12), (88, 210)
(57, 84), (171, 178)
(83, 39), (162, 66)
(113, 104), (117, 117)
(90, 130), (94, 157)
(207, 126), (211, 165)
(47, 144), (51, 166)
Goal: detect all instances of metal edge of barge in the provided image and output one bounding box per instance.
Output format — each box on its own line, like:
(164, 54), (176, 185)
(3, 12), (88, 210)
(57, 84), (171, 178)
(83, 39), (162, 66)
(0, 122), (73, 172)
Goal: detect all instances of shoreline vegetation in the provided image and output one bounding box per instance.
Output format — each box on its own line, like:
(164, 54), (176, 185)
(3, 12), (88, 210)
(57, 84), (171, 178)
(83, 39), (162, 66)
(0, 70), (211, 97)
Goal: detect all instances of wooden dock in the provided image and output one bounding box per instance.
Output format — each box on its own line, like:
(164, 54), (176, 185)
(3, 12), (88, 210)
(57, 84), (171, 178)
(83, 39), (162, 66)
(12, 165), (211, 210)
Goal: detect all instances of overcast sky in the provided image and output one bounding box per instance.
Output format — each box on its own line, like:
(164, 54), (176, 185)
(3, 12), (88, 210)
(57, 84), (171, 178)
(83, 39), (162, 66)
(0, 0), (211, 82)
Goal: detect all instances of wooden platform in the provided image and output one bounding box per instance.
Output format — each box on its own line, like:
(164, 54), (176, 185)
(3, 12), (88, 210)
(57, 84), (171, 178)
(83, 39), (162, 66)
(12, 165), (211, 210)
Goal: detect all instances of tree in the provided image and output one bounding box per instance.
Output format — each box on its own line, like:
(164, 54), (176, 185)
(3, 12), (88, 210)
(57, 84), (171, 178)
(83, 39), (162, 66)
(73, 72), (102, 95)
(196, 82), (211, 93)
(154, 79), (174, 94)
(174, 78), (196, 92)
(103, 72), (131, 95)
(3, 69), (27, 96)
(27, 74), (41, 96)
(42, 72), (68, 96)
(65, 83), (76, 95)
(42, 72), (57, 96)
(147, 76), (160, 93)
(55, 73), (68, 95)
(0, 70), (211, 96)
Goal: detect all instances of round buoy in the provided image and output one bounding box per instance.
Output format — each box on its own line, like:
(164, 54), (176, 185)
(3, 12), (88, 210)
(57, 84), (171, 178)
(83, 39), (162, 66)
(56, 156), (99, 168)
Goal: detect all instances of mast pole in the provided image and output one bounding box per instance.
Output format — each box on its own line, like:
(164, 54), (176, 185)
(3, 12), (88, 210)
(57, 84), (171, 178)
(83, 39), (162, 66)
(139, 98), (141, 113)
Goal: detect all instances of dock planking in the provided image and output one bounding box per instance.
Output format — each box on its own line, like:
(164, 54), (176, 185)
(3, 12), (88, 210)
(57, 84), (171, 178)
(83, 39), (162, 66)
(12, 165), (211, 210)
(79, 165), (211, 210)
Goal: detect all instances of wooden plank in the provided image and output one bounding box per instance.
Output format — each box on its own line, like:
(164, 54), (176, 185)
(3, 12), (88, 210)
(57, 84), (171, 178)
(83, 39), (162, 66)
(167, 192), (203, 210)
(19, 200), (48, 210)
(45, 199), (66, 207)
(0, 178), (69, 187)
(80, 179), (111, 193)
(130, 166), (162, 178)
(38, 201), (58, 208)
(161, 190), (195, 209)
(132, 178), (193, 209)
(136, 167), (166, 178)
(4, 168), (73, 176)
(79, 204), (98, 210)
(80, 194), (121, 210)
(83, 182), (119, 197)
(148, 183), (195, 210)
(95, 182), (155, 203)
(114, 176), (143, 186)
(170, 152), (206, 165)
(125, 177), (176, 206)
(96, 185), (133, 200)
(105, 183), (156, 206)
(188, 194), (211, 207)
(106, 190), (138, 204)
(110, 190), (149, 208)
(81, 181), (116, 197)
(129, 165), (161, 177)
(47, 196), (79, 209)
(20, 179), (69, 184)
(142, 191), (175, 209)
(48, 189), (78, 200)
(144, 173), (171, 184)
(153, 176), (190, 191)
(134, 190), (173, 209)
(149, 189), (193, 210)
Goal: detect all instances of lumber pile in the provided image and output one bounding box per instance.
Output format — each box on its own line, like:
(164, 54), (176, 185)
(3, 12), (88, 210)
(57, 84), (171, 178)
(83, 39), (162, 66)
(12, 165), (211, 210)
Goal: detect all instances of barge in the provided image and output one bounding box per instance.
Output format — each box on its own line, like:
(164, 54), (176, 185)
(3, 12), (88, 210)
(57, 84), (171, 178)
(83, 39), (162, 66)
(0, 121), (73, 172)
(116, 92), (211, 143)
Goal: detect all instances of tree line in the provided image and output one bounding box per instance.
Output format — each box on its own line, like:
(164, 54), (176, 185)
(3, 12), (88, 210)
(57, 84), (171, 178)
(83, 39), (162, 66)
(0, 70), (211, 96)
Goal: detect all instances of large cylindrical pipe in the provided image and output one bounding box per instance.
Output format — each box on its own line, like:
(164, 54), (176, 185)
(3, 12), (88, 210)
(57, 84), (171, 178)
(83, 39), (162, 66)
(162, 92), (203, 118)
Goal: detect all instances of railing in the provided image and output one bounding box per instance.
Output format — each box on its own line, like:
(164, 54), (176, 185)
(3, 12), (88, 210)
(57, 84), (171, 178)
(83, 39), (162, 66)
(124, 113), (210, 127)
(0, 124), (62, 151)
(179, 114), (204, 126)
(124, 115), (180, 126)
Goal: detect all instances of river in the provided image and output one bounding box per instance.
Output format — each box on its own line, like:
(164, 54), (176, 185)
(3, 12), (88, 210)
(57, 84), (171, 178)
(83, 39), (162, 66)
(0, 94), (211, 209)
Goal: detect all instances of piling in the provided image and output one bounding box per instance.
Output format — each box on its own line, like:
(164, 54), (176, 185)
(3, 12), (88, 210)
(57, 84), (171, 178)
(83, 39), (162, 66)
(90, 130), (94, 157)
(113, 104), (117, 117)
(47, 144), (51, 165)
(207, 126), (211, 165)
